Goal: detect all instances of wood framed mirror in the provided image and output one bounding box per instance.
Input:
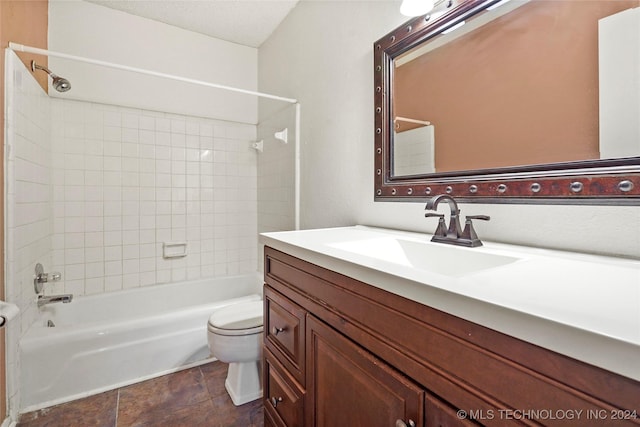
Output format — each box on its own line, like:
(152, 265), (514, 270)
(374, 0), (640, 204)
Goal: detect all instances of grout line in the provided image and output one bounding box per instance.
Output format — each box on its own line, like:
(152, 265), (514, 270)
(197, 365), (215, 403)
(114, 389), (120, 427)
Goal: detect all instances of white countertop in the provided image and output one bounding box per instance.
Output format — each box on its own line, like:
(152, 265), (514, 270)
(260, 225), (640, 381)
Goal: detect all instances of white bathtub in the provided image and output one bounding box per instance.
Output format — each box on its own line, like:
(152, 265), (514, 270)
(19, 274), (262, 413)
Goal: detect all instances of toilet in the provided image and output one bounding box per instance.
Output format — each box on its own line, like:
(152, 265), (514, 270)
(207, 299), (264, 406)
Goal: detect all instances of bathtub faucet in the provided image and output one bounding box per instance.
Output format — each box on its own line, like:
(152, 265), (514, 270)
(37, 294), (73, 308)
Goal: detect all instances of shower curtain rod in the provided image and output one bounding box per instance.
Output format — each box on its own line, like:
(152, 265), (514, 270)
(394, 116), (431, 126)
(8, 42), (298, 104)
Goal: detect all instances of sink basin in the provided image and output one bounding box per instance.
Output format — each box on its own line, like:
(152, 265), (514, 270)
(328, 236), (521, 278)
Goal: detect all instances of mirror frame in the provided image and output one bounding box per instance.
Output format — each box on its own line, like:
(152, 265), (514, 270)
(373, 0), (640, 204)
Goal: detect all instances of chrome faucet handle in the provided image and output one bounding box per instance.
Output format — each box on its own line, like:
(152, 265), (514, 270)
(36, 272), (62, 283)
(460, 215), (491, 247)
(425, 213), (447, 237)
(34, 263), (62, 294)
(42, 272), (62, 282)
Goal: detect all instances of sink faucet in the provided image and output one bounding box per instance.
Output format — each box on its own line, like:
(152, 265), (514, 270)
(37, 294), (73, 308)
(424, 194), (490, 247)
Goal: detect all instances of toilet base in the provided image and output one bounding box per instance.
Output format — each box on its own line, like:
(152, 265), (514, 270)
(225, 361), (263, 406)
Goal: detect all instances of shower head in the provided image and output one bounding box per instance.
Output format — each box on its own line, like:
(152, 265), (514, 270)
(31, 60), (71, 92)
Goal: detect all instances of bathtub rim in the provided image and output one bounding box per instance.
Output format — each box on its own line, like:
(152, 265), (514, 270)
(30, 272), (263, 330)
(38, 272), (262, 305)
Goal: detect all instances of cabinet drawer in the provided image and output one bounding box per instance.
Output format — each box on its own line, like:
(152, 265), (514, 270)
(265, 350), (304, 427)
(265, 286), (306, 385)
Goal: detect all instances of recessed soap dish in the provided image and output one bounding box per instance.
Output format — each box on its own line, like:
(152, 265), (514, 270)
(163, 242), (187, 259)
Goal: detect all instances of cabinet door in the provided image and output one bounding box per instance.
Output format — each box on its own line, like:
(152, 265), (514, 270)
(425, 392), (479, 427)
(306, 315), (424, 427)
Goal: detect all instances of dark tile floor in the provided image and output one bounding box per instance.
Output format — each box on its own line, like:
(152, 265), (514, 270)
(17, 361), (263, 427)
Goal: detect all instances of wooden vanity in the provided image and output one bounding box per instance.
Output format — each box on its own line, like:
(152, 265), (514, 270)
(262, 246), (640, 427)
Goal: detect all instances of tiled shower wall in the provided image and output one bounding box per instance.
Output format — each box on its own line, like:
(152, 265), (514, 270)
(5, 50), (53, 419)
(48, 99), (259, 297)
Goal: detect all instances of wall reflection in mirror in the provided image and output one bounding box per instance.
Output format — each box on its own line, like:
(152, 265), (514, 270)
(391, 0), (640, 177)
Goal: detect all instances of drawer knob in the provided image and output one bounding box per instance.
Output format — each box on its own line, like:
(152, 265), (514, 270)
(395, 420), (416, 427)
(270, 396), (283, 408)
(272, 326), (285, 335)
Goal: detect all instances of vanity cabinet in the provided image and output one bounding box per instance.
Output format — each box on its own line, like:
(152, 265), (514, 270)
(263, 246), (640, 426)
(264, 288), (430, 427)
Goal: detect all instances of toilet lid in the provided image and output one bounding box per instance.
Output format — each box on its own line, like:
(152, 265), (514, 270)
(208, 300), (263, 331)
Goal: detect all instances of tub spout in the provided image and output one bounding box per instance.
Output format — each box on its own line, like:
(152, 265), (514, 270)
(38, 294), (73, 308)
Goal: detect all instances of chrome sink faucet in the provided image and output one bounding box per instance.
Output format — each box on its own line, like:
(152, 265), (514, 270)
(37, 294), (73, 308)
(424, 194), (490, 247)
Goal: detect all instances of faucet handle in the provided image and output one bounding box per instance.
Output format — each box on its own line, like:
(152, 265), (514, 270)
(425, 213), (447, 237)
(460, 215), (490, 247)
(36, 272), (62, 284)
(466, 215), (490, 222)
(34, 263), (62, 294)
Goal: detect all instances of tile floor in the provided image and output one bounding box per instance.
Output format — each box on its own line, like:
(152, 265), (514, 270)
(17, 361), (263, 427)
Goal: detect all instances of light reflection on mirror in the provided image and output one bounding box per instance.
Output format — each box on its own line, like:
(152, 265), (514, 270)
(391, 0), (640, 177)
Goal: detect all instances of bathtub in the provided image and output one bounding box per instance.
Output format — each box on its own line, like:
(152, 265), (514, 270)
(19, 274), (262, 413)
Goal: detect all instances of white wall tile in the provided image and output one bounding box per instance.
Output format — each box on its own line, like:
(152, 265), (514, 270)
(139, 116), (155, 131)
(16, 98), (258, 304)
(85, 232), (104, 248)
(85, 278), (105, 295)
(85, 247), (104, 263)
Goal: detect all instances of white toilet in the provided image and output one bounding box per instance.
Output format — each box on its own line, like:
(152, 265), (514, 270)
(207, 299), (264, 406)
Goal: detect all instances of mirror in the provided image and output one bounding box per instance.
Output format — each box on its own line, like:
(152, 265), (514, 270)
(374, 0), (640, 203)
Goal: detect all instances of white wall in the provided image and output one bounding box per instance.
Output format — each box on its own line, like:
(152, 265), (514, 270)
(259, 0), (404, 233)
(48, 0), (258, 124)
(257, 103), (296, 235)
(259, 0), (640, 257)
(259, 1), (640, 258)
(256, 102), (297, 272)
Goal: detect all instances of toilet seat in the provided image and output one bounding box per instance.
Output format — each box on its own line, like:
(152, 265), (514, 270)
(208, 300), (263, 336)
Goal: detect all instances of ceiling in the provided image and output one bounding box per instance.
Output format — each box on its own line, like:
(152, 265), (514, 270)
(84, 0), (300, 48)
